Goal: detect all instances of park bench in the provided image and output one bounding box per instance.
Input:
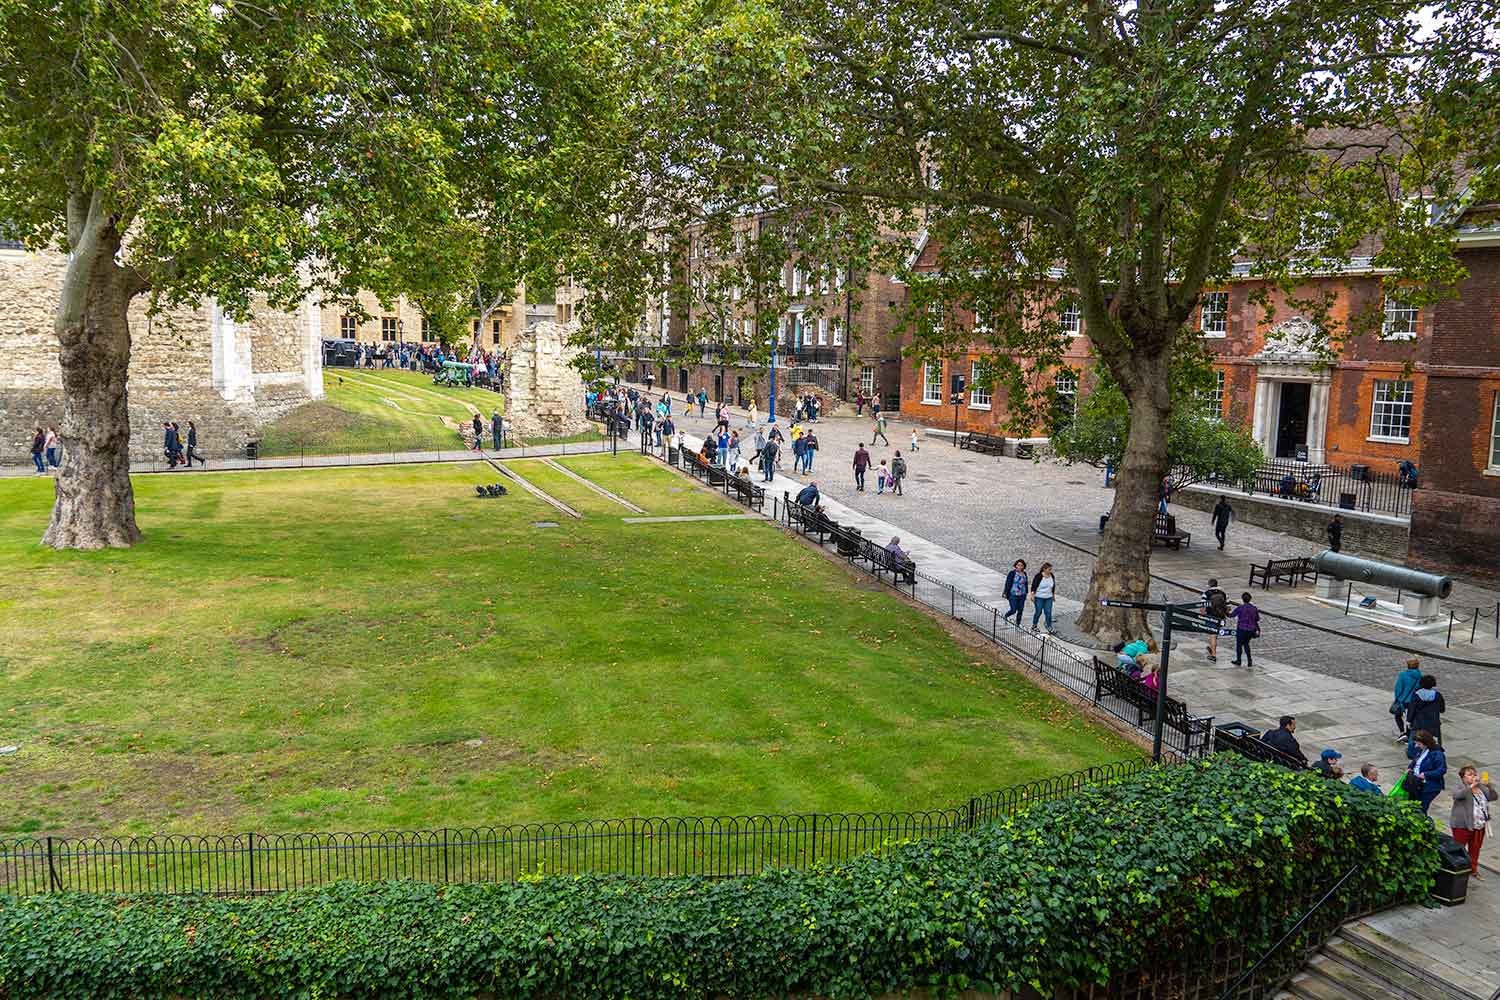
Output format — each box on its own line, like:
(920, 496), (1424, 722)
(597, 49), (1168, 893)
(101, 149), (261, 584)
(727, 474), (765, 512)
(1151, 512), (1192, 549)
(684, 451), (714, 482)
(1090, 658), (1213, 755)
(857, 537), (916, 583)
(1248, 556), (1317, 589)
(959, 431), (1006, 455)
(785, 497), (839, 545)
(1212, 724), (1308, 771)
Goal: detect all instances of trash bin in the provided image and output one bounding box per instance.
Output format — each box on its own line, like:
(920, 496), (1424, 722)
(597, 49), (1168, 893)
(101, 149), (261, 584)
(667, 446), (680, 465)
(1433, 834), (1471, 906)
(836, 525), (862, 558)
(1015, 443), (1035, 460)
(1338, 492), (1357, 510)
(245, 440), (259, 461)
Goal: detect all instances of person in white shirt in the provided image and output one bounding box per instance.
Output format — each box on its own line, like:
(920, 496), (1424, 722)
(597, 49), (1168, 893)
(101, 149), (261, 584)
(1030, 562), (1058, 633)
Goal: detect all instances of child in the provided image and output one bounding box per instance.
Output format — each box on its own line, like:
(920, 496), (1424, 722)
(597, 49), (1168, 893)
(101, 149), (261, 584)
(910, 428), (920, 452)
(876, 459), (889, 494)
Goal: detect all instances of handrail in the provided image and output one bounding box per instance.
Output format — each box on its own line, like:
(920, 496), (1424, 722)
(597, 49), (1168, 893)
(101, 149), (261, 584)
(1218, 864), (1363, 1000)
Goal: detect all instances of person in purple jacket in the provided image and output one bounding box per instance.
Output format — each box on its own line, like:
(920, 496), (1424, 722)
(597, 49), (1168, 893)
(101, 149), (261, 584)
(1228, 592), (1260, 667)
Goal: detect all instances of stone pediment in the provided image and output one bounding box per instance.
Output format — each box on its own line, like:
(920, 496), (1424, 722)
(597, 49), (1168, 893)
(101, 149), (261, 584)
(1254, 315), (1321, 362)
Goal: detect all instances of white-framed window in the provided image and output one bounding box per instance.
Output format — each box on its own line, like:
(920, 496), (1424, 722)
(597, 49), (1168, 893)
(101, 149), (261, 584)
(731, 284), (741, 302)
(472, 319), (480, 337)
(860, 365), (875, 395)
(1489, 392), (1500, 470)
(1060, 302), (1081, 336)
(1369, 379), (1414, 442)
(817, 317), (828, 345)
(1382, 295), (1418, 340)
(742, 317), (753, 341)
(1054, 372), (1078, 401)
(793, 267), (805, 296)
(831, 317), (843, 346)
(1052, 371), (1079, 427)
(1198, 369), (1225, 419)
(492, 319), (502, 345)
(834, 267), (846, 291)
(972, 305), (990, 332)
(381, 317), (398, 342)
(779, 315), (789, 344)
(969, 361), (991, 409)
(421, 317), (431, 341)
(1200, 291), (1228, 337)
(922, 361), (943, 404)
(340, 315), (357, 339)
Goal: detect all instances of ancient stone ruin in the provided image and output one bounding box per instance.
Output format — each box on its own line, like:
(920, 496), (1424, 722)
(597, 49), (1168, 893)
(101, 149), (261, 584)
(503, 321), (592, 440)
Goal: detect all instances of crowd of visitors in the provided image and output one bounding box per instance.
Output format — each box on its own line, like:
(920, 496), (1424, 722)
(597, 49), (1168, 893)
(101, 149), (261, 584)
(345, 341), (505, 388)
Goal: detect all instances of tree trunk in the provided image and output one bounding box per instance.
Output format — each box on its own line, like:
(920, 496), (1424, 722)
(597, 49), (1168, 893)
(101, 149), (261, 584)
(43, 210), (142, 550)
(1076, 353), (1173, 642)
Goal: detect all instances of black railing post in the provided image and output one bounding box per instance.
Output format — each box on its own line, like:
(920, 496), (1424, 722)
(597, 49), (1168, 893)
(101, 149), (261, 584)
(992, 607), (998, 641)
(967, 797), (977, 830)
(45, 836), (61, 892)
(247, 832), (255, 894)
(1344, 582), (1352, 615)
(1472, 609), (1479, 645)
(809, 814), (817, 864)
(1447, 611), (1455, 648)
(443, 828), (450, 884)
(950, 585), (955, 619)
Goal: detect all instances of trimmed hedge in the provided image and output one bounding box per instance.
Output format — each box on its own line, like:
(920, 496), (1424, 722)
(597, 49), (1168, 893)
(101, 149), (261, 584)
(0, 757), (1436, 999)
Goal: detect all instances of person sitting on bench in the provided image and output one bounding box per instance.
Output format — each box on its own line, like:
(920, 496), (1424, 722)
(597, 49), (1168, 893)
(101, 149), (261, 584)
(884, 536), (916, 581)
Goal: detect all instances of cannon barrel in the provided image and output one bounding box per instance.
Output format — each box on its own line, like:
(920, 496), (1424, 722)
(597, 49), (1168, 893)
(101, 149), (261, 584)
(1311, 550), (1453, 599)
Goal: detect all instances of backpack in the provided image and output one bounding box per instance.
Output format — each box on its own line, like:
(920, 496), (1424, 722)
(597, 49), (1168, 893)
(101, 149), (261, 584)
(1206, 589), (1228, 617)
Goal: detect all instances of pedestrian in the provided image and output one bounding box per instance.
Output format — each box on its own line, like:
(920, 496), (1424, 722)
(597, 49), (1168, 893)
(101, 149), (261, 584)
(1030, 562), (1057, 633)
(854, 391), (866, 417)
(871, 397), (882, 419)
(1158, 476), (1170, 514)
(852, 443), (871, 491)
(491, 410), (503, 450)
(1327, 514), (1344, 552)
(1406, 674), (1445, 751)
(1211, 496), (1233, 550)
(802, 429), (817, 473)
(716, 427), (730, 468)
(1201, 578), (1228, 662)
(760, 436), (779, 483)
(29, 427), (46, 474)
(1391, 656), (1424, 742)
(43, 426), (59, 469)
(752, 425), (766, 465)
(726, 431), (741, 471)
(660, 414), (675, 456)
(871, 411), (890, 446)
(162, 421), (180, 468)
(471, 413), (484, 451)
(185, 421), (206, 467)
(1406, 730), (1447, 815)
(1227, 591), (1259, 667)
(890, 450), (907, 496)
(791, 430), (806, 475)
(697, 389), (707, 417)
(909, 427), (920, 452)
(749, 399), (758, 426)
(1001, 559), (1029, 627)
(1450, 766), (1496, 878)
(1349, 763), (1382, 794)
(1260, 715), (1308, 766)
(876, 459), (888, 494)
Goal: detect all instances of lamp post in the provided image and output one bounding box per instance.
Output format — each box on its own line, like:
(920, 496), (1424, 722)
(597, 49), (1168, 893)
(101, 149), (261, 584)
(766, 334), (778, 424)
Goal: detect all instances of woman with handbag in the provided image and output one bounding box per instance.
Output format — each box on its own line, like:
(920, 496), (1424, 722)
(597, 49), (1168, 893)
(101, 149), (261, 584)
(1450, 766), (1497, 879)
(1227, 592), (1260, 668)
(1406, 730), (1448, 815)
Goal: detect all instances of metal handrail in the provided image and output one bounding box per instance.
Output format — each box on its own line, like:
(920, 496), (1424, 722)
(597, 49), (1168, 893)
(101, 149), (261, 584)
(1218, 864), (1363, 1000)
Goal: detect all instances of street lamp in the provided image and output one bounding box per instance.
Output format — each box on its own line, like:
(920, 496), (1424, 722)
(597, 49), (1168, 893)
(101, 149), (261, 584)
(765, 333), (778, 424)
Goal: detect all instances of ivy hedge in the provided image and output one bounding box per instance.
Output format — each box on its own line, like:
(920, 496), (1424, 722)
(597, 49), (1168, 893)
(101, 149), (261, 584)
(0, 757), (1437, 999)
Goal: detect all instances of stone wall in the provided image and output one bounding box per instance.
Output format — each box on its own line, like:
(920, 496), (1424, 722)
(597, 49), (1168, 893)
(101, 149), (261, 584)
(1174, 484), (1410, 562)
(503, 321), (592, 439)
(0, 247), (322, 463)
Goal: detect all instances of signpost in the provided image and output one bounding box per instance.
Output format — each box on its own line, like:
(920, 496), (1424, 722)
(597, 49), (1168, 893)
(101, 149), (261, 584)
(1099, 595), (1216, 762)
(950, 372), (966, 448)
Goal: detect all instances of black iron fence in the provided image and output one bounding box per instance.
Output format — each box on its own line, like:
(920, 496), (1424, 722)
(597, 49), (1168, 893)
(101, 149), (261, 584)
(1207, 459), (1414, 517)
(0, 760), (1152, 897)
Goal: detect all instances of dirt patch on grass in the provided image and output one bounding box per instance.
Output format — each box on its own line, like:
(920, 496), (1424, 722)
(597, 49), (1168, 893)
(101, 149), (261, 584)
(264, 401), (357, 442)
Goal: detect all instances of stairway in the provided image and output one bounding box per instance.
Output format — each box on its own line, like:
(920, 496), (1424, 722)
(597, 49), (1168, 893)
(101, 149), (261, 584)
(1278, 920), (1491, 1000)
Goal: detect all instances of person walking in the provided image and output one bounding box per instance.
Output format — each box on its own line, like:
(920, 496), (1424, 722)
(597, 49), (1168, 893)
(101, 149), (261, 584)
(29, 427), (46, 474)
(725, 431), (741, 472)
(43, 426), (59, 469)
(1327, 514), (1344, 553)
(876, 459), (889, 494)
(1202, 578), (1229, 662)
(890, 450), (907, 496)
(1157, 476), (1171, 514)
(1030, 563), (1057, 633)
(491, 410), (504, 450)
(1227, 591), (1260, 667)
(871, 410), (890, 446)
(185, 421), (206, 467)
(1450, 766), (1497, 878)
(660, 414), (675, 457)
(791, 430), (806, 476)
(1211, 496), (1234, 550)
(1406, 674), (1445, 752)
(759, 436), (779, 483)
(697, 389), (707, 417)
(471, 413), (484, 451)
(1001, 559), (1029, 628)
(1391, 657), (1424, 742)
(162, 421), (180, 468)
(801, 429), (817, 473)
(1406, 730), (1447, 815)
(909, 427), (920, 452)
(852, 443), (871, 491)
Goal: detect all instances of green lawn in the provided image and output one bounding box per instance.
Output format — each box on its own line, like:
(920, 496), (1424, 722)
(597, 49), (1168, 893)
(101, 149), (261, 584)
(555, 453), (743, 515)
(258, 370), (500, 456)
(0, 456), (1132, 841)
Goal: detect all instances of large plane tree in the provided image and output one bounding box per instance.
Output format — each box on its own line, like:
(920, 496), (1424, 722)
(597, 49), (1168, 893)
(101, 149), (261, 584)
(591, 0), (1494, 638)
(0, 0), (611, 549)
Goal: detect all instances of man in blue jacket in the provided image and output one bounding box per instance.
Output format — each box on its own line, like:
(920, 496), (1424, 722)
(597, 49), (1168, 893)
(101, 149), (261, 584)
(1391, 657), (1423, 743)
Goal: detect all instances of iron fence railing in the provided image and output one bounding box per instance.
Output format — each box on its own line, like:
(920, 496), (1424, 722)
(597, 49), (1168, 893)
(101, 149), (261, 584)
(1206, 458), (1414, 517)
(0, 760), (1152, 897)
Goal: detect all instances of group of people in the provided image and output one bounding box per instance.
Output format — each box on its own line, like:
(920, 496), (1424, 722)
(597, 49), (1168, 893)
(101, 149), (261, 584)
(27, 426), (60, 474)
(1000, 559), (1061, 634)
(1254, 660), (1494, 879)
(161, 421), (206, 469)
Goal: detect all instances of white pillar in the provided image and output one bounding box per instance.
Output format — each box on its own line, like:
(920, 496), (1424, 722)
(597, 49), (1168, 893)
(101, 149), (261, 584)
(210, 301), (253, 402)
(1251, 376), (1277, 454)
(302, 288), (325, 399)
(1306, 380), (1330, 464)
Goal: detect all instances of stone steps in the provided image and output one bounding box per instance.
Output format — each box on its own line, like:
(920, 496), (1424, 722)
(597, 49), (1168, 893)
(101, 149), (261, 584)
(1276, 925), (1490, 1000)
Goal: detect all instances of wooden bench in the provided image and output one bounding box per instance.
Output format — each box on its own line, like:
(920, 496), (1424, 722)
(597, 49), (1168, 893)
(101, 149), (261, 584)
(727, 474), (765, 512)
(959, 431), (1006, 455)
(684, 451), (714, 482)
(1151, 512), (1192, 549)
(1089, 659), (1213, 755)
(858, 537), (916, 583)
(1248, 556), (1317, 589)
(785, 496), (839, 545)
(1211, 725), (1308, 771)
